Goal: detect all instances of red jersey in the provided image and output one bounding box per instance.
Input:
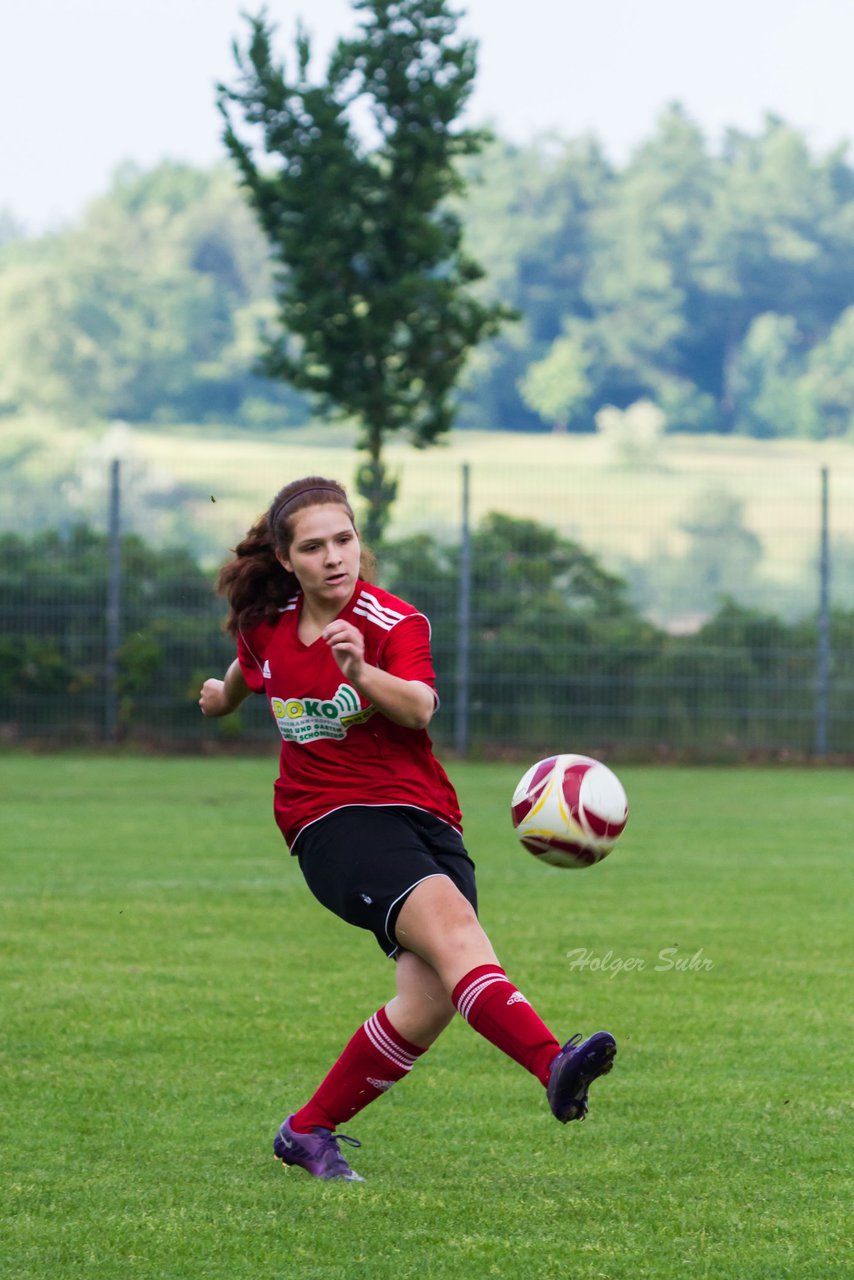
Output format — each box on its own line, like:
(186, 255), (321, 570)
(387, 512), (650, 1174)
(237, 580), (462, 848)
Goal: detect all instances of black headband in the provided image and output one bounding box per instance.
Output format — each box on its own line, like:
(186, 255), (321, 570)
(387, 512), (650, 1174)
(271, 486), (346, 525)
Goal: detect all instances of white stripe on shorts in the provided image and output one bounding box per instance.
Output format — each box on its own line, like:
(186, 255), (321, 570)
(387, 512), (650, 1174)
(382, 872), (448, 948)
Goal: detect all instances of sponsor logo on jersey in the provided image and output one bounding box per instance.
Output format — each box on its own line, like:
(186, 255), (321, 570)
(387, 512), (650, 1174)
(269, 682), (375, 743)
(262, 660), (271, 679)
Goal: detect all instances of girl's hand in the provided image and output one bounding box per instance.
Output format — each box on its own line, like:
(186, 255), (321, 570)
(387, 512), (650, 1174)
(321, 629), (435, 729)
(199, 660), (251, 718)
(323, 620), (365, 682)
(199, 678), (232, 717)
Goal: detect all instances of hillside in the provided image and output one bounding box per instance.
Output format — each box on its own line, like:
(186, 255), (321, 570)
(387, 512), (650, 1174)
(3, 415), (853, 622)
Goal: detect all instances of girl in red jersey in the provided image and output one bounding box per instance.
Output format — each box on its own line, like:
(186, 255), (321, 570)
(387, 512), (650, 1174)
(200, 476), (615, 1181)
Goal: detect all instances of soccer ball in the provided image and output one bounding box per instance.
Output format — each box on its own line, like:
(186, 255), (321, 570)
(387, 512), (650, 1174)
(511, 754), (629, 869)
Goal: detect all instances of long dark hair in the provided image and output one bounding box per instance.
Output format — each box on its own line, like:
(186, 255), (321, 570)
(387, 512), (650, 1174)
(217, 476), (374, 635)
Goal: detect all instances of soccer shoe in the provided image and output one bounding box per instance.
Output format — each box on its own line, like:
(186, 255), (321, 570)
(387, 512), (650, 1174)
(273, 1115), (364, 1181)
(547, 1030), (617, 1123)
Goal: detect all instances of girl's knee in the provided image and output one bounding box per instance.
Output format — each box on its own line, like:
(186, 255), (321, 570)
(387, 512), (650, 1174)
(389, 953), (455, 1044)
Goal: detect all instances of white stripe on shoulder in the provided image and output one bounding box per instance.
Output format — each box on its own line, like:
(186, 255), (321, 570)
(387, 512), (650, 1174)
(354, 590), (431, 636)
(353, 601), (395, 631)
(278, 593), (300, 614)
(357, 589), (405, 623)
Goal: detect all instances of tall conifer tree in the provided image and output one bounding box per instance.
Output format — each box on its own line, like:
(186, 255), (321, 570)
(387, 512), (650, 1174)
(218, 1), (511, 540)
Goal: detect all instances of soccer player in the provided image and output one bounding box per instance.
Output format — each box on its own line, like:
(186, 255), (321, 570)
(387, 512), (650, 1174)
(199, 476), (616, 1181)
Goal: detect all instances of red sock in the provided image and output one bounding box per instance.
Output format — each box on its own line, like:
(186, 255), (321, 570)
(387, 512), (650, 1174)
(290, 1006), (426, 1133)
(452, 964), (560, 1086)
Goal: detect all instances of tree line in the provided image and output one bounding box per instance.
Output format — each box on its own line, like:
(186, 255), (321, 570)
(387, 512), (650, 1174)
(2, 112), (854, 441)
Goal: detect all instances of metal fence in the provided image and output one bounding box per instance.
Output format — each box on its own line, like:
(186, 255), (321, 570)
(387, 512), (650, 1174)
(2, 432), (853, 759)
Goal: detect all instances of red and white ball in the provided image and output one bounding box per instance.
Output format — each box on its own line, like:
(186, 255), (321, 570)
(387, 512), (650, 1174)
(511, 754), (629, 869)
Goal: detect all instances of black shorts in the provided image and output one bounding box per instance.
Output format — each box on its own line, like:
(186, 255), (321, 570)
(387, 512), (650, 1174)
(295, 806), (478, 957)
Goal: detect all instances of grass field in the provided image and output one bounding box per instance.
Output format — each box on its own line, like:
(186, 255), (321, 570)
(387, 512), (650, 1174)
(2, 755), (851, 1279)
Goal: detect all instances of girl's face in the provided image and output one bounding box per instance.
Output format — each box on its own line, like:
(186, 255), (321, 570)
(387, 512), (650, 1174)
(279, 503), (361, 607)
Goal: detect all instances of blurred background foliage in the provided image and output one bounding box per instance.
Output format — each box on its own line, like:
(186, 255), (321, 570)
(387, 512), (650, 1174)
(3, 98), (854, 753)
(3, 108), (854, 441)
(3, 517), (852, 753)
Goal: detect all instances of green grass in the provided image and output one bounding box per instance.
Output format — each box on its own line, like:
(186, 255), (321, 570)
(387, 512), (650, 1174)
(2, 755), (851, 1279)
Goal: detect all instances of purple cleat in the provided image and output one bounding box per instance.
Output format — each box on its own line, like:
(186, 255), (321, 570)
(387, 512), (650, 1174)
(273, 1115), (364, 1181)
(547, 1031), (617, 1123)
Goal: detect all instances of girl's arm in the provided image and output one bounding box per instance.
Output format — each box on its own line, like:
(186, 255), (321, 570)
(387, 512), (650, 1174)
(323, 620), (435, 730)
(349, 664), (435, 730)
(199, 658), (252, 717)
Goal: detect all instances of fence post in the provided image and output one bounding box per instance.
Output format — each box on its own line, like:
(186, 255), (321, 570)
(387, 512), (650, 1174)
(815, 466), (830, 758)
(455, 462), (472, 758)
(105, 459), (121, 745)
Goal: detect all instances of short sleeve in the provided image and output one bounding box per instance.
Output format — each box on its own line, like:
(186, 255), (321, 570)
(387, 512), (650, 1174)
(378, 613), (437, 689)
(237, 627), (267, 694)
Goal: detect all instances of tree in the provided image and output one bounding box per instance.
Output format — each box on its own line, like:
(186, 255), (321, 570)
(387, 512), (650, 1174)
(697, 117), (854, 424)
(0, 524), (230, 734)
(379, 512), (658, 743)
(799, 305), (854, 438)
(581, 106), (713, 407)
(0, 163), (286, 424)
(729, 312), (813, 438)
(458, 134), (612, 431)
(517, 323), (593, 431)
(678, 488), (763, 602)
(217, 1), (511, 541)
(595, 399), (666, 467)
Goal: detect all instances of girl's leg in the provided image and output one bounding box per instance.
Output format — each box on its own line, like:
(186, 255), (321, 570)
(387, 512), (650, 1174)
(288, 951), (453, 1134)
(394, 875), (617, 1123)
(385, 950), (456, 1045)
(394, 874), (561, 1085)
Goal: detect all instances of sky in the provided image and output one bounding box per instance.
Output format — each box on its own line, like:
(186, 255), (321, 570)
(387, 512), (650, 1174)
(4, 0), (854, 234)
